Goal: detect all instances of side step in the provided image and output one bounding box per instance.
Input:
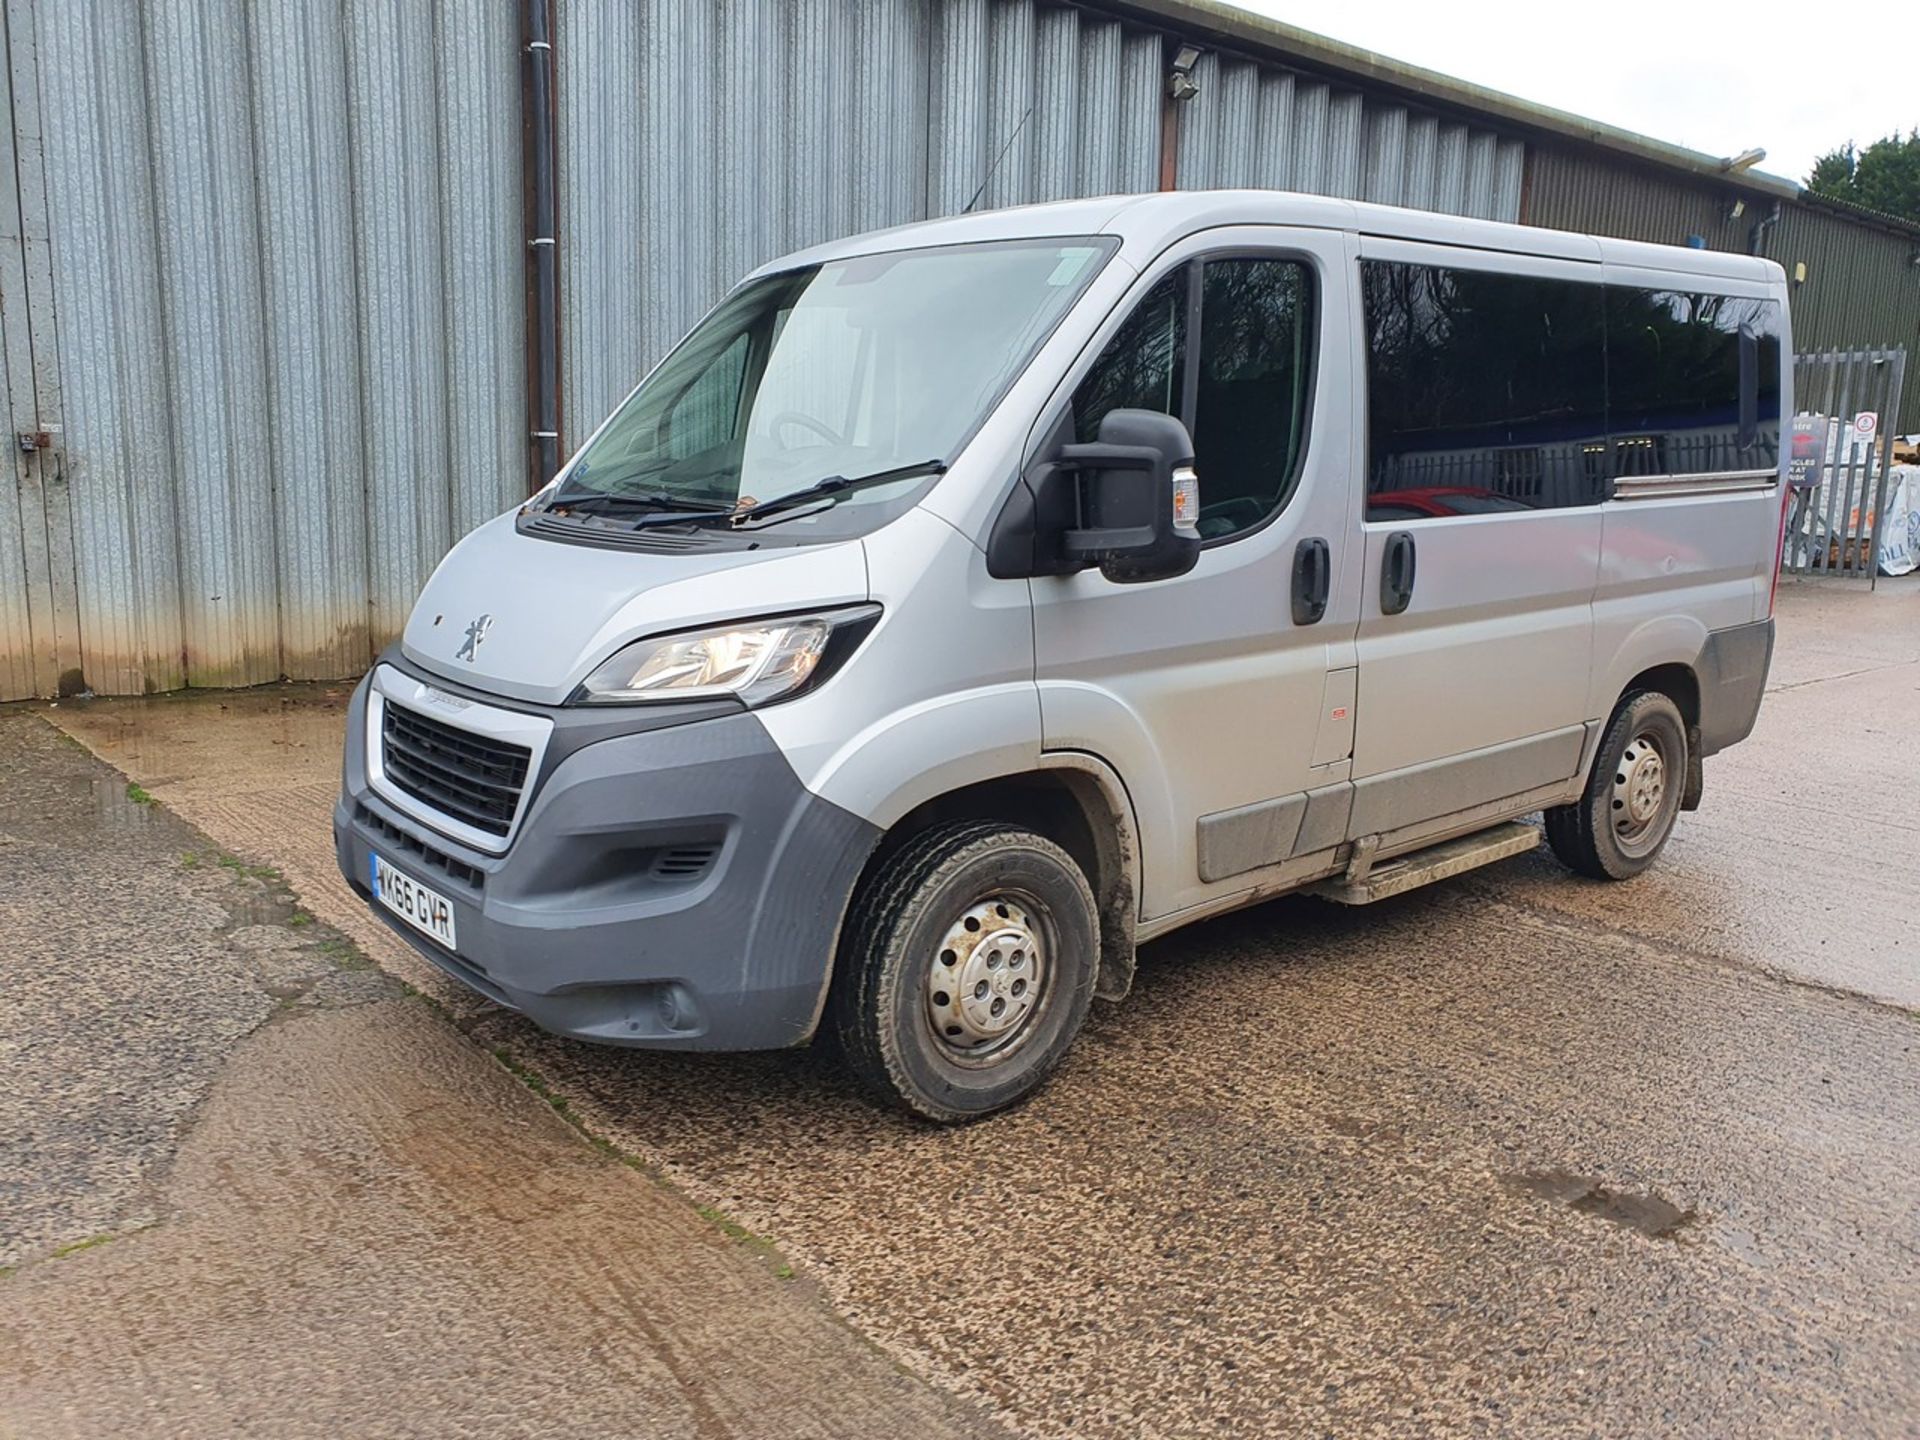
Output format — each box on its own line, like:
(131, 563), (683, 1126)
(1310, 821), (1539, 905)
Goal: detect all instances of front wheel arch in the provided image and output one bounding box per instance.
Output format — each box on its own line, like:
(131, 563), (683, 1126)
(840, 762), (1141, 1003)
(826, 820), (1101, 1122)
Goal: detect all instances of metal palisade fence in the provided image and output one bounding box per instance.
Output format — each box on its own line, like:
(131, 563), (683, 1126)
(1786, 347), (1910, 582)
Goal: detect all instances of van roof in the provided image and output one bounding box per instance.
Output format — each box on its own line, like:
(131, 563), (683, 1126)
(748, 189), (1783, 285)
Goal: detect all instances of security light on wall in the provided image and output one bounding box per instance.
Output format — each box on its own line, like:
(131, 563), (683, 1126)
(1720, 148), (1766, 173)
(1168, 44), (1202, 102)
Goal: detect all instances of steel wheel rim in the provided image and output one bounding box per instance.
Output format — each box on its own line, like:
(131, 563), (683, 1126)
(925, 893), (1049, 1063)
(1611, 729), (1675, 857)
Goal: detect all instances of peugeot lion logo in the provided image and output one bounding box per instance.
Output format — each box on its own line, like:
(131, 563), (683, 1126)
(455, 613), (493, 663)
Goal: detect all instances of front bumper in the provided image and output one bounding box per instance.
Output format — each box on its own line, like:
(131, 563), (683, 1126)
(333, 664), (879, 1050)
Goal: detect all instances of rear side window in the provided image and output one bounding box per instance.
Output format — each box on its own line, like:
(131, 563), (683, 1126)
(1361, 260), (1785, 520)
(1607, 289), (1781, 476)
(1075, 257), (1316, 542)
(1361, 262), (1608, 520)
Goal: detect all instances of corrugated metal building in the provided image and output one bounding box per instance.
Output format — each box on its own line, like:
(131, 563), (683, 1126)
(1147, 0), (1920, 425)
(1524, 146), (1920, 391)
(3, 0), (1915, 701)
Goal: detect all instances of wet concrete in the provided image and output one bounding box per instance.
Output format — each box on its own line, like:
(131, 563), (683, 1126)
(0, 714), (1010, 1439)
(0, 723), (396, 1270)
(26, 577), (1920, 1437)
(1482, 575), (1920, 1011)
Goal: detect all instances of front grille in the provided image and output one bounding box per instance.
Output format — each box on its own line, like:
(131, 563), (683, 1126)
(355, 803), (485, 891)
(380, 702), (531, 838)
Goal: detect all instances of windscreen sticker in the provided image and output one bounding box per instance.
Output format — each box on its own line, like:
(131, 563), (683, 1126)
(1048, 246), (1098, 286)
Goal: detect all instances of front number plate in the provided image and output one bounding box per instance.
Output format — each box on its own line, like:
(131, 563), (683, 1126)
(371, 852), (457, 950)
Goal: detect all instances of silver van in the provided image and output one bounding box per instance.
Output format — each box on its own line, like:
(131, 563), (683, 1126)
(335, 191), (1785, 1121)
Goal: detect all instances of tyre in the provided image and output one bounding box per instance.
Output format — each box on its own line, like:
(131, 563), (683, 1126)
(828, 820), (1099, 1123)
(1545, 690), (1689, 880)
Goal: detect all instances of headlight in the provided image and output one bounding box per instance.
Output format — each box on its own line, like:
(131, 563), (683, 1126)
(571, 606), (879, 706)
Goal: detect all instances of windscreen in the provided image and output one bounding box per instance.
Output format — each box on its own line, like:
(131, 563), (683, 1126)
(549, 237), (1114, 531)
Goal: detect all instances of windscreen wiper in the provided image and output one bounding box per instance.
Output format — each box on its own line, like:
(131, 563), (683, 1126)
(722, 459), (949, 530)
(548, 490), (731, 525)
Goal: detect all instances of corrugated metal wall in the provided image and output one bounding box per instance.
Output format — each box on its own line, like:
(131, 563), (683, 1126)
(564, 0), (928, 439)
(1525, 145), (1920, 431)
(1173, 49), (1524, 219)
(558, 0), (1169, 436)
(9, 0), (523, 700)
(0, 0), (73, 701)
(558, 0), (1523, 434)
(4, 0), (1812, 701)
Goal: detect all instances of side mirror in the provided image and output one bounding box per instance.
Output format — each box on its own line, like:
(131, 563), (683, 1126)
(1058, 409), (1202, 584)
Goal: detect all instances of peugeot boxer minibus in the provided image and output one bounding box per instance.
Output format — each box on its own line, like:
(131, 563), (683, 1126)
(336, 191), (1784, 1121)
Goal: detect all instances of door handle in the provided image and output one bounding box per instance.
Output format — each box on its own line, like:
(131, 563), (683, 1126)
(1380, 530), (1417, 616)
(1291, 536), (1330, 625)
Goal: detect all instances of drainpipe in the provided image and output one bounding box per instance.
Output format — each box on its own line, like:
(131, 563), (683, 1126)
(521, 0), (562, 492)
(1159, 44), (1202, 191)
(1157, 94), (1180, 191)
(1747, 200), (1782, 257)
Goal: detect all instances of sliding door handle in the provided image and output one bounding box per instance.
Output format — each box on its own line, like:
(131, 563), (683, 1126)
(1380, 530), (1417, 616)
(1291, 536), (1330, 625)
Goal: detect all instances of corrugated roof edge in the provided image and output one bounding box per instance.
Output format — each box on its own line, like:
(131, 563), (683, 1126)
(1094, 0), (1811, 200)
(1792, 187), (1920, 241)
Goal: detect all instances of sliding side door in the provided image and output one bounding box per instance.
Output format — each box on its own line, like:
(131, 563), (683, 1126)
(1347, 238), (1607, 845)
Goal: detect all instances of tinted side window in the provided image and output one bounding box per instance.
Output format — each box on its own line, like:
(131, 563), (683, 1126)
(1608, 290), (1781, 475)
(1074, 270), (1187, 443)
(1191, 258), (1315, 539)
(1362, 262), (1609, 521)
(1075, 259), (1316, 541)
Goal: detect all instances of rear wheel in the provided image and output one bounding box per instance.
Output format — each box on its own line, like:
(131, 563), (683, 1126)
(828, 821), (1098, 1123)
(1545, 691), (1688, 880)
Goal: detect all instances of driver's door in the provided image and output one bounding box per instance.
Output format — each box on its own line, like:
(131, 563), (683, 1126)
(1029, 228), (1362, 921)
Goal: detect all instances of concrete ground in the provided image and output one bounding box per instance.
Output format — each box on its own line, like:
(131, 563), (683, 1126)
(0, 719), (1008, 1438)
(6, 575), (1918, 1437)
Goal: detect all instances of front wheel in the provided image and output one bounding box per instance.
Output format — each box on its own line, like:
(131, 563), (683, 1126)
(828, 821), (1098, 1123)
(1545, 691), (1688, 880)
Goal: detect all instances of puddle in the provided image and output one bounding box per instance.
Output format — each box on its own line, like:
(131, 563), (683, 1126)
(67, 774), (164, 835)
(0, 767), (171, 850)
(1716, 1222), (1767, 1268)
(1325, 1112), (1402, 1145)
(1503, 1169), (1698, 1239)
(228, 923), (312, 953)
(218, 888), (299, 931)
(48, 683), (351, 799)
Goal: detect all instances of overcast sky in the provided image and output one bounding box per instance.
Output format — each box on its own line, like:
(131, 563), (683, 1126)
(1227, 0), (1919, 186)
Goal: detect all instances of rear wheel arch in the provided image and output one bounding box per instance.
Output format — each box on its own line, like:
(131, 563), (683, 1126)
(1621, 662), (1700, 729)
(1614, 662), (1703, 809)
(1549, 688), (1689, 880)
